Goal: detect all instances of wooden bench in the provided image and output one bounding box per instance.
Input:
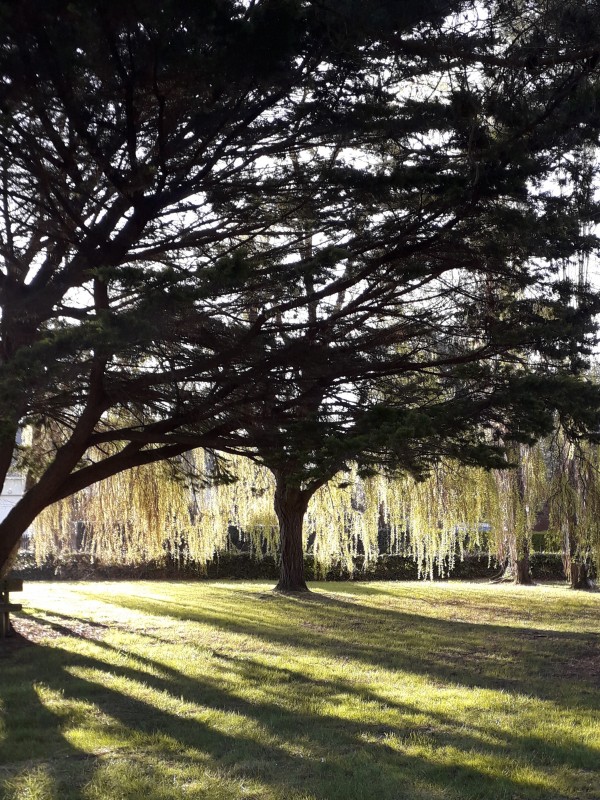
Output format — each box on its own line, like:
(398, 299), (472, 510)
(0, 578), (22, 638)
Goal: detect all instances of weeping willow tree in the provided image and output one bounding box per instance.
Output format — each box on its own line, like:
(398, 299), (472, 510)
(31, 438), (600, 585)
(371, 463), (496, 579)
(31, 450), (504, 579)
(489, 443), (547, 585)
(547, 430), (600, 589)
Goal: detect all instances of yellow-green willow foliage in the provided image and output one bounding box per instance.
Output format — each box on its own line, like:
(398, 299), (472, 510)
(308, 465), (380, 577)
(548, 432), (600, 583)
(33, 455), (219, 566)
(378, 462), (497, 578)
(489, 443), (547, 574)
(32, 451), (274, 567)
(31, 447), (555, 579)
(30, 451), (493, 577)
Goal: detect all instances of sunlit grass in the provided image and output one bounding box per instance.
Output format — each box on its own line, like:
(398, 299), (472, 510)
(1, 580), (599, 799)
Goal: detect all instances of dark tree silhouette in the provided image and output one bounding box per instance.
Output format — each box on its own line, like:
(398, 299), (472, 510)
(0, 0), (599, 590)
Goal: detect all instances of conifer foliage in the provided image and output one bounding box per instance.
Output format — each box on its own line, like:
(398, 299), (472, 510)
(0, 0), (432, 574)
(1, 1), (600, 588)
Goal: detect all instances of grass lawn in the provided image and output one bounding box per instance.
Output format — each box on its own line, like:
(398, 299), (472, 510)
(0, 580), (599, 800)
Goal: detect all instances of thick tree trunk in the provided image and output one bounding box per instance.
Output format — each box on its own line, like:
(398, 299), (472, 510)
(513, 554), (534, 585)
(0, 499), (45, 577)
(512, 524), (533, 585)
(562, 531), (591, 589)
(273, 472), (310, 593)
(0, 541), (20, 581)
(568, 560), (591, 590)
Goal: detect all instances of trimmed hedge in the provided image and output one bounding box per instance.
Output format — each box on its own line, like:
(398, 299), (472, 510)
(11, 550), (567, 582)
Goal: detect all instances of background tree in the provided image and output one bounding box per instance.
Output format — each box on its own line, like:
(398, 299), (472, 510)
(490, 443), (547, 584)
(546, 429), (600, 589)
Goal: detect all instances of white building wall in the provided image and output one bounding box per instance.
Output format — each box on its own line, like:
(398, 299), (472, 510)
(0, 473), (25, 521)
(0, 473), (31, 550)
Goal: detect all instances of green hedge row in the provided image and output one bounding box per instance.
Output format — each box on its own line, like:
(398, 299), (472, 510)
(11, 550), (567, 582)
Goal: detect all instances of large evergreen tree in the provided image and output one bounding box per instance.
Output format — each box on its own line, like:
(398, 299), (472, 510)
(1, 0), (600, 589)
(64, 0), (600, 591)
(0, 0), (430, 573)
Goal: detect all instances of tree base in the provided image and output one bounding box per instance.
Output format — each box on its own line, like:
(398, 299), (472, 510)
(513, 558), (535, 585)
(273, 582), (311, 594)
(490, 560), (535, 585)
(569, 562), (593, 590)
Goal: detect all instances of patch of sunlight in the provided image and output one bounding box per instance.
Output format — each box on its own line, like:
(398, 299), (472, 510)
(359, 679), (600, 755)
(326, 580), (600, 634)
(65, 665), (285, 754)
(453, 690), (600, 748)
(412, 744), (573, 796)
(65, 665), (193, 711)
(35, 682), (112, 728)
(33, 681), (137, 755)
(3, 765), (57, 800)
(83, 755), (274, 800)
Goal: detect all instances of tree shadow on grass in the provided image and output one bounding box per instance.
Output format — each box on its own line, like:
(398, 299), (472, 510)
(90, 586), (600, 710)
(0, 629), (102, 800)
(5, 589), (599, 800)
(3, 612), (596, 800)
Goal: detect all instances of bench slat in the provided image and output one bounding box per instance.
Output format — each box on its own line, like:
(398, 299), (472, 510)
(0, 603), (22, 612)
